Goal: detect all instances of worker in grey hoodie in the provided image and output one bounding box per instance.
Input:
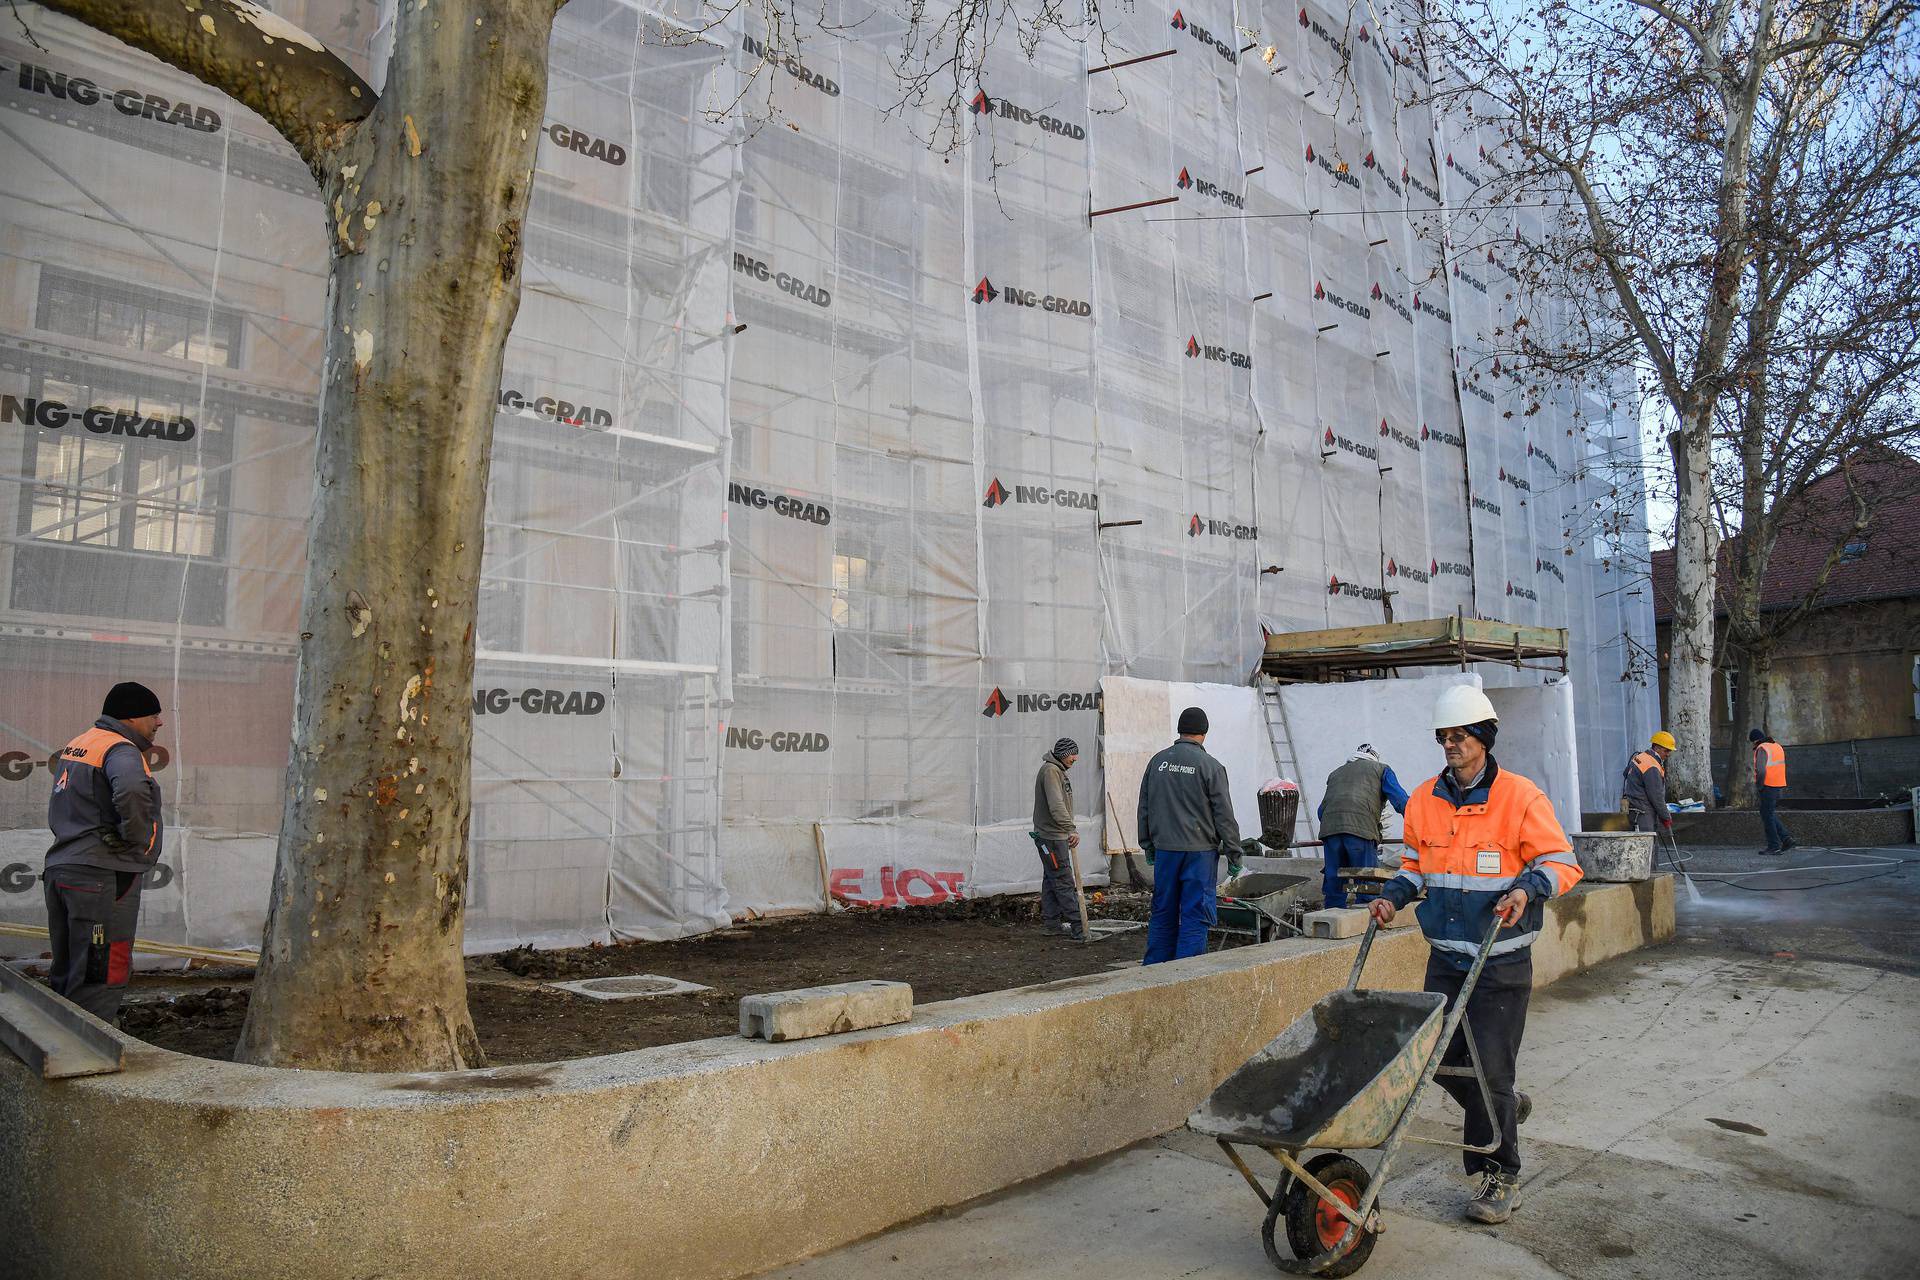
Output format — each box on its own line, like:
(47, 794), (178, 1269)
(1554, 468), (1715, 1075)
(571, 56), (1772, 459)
(1030, 738), (1083, 939)
(43, 681), (166, 1022)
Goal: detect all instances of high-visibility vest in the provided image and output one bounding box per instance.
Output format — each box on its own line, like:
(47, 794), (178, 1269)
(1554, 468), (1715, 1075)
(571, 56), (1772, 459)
(1755, 741), (1786, 788)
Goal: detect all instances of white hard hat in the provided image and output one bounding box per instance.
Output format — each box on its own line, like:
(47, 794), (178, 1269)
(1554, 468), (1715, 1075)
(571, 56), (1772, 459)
(1433, 685), (1498, 731)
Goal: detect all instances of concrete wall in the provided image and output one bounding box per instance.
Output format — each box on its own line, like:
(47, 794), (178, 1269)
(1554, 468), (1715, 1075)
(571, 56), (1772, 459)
(0, 879), (1673, 1280)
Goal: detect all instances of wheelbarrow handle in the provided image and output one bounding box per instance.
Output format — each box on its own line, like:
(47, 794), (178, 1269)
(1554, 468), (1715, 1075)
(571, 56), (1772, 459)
(1346, 905), (1505, 992)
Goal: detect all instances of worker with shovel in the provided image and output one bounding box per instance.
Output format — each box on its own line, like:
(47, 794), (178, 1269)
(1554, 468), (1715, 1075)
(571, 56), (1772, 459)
(1368, 686), (1582, 1225)
(1030, 737), (1085, 940)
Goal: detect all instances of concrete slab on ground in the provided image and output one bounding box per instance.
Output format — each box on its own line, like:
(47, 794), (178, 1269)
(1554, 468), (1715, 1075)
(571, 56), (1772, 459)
(769, 844), (1920, 1280)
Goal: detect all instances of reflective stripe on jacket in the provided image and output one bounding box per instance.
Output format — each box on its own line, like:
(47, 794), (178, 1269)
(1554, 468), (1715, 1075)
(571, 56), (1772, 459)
(45, 716), (164, 874)
(1379, 758), (1581, 968)
(1622, 751), (1666, 816)
(1755, 741), (1786, 788)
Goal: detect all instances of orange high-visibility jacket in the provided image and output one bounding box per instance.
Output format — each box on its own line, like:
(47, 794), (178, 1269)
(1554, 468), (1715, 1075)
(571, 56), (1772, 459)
(1754, 741), (1786, 788)
(45, 718), (162, 874)
(1380, 759), (1582, 966)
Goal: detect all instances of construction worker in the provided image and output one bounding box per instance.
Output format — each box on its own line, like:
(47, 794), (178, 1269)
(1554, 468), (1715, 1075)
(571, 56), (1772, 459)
(1031, 737), (1084, 939)
(1368, 685), (1582, 1225)
(1315, 744), (1409, 907)
(42, 682), (166, 1023)
(1138, 707), (1243, 963)
(1751, 728), (1796, 855)
(1622, 731), (1675, 834)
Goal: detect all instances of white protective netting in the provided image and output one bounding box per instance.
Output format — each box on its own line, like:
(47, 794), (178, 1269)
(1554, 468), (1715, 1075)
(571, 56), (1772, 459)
(0, 0), (1655, 953)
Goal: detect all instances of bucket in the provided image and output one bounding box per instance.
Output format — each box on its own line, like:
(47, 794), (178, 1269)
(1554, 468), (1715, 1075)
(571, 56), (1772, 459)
(1258, 789), (1299, 852)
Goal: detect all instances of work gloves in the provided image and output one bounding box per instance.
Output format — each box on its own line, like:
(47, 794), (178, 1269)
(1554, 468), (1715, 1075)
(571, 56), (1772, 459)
(1224, 837), (1262, 879)
(1141, 840), (1155, 867)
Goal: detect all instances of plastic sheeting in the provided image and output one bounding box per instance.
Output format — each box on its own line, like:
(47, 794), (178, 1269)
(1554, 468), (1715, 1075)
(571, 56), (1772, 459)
(1099, 676), (1278, 855)
(0, 0), (1654, 955)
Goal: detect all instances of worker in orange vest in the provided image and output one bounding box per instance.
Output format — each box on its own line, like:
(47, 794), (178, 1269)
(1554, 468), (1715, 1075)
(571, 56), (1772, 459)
(1370, 686), (1582, 1225)
(1750, 728), (1796, 856)
(43, 682), (166, 1022)
(1621, 731), (1675, 834)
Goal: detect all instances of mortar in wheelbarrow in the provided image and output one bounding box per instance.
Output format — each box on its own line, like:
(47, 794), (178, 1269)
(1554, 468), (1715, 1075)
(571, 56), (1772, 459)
(1189, 989), (1446, 1150)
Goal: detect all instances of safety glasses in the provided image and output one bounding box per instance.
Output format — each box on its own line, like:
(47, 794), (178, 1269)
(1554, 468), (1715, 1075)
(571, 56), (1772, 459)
(1434, 729), (1475, 746)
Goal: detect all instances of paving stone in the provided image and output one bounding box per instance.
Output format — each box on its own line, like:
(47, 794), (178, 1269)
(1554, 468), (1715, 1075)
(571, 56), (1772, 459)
(739, 980), (912, 1042)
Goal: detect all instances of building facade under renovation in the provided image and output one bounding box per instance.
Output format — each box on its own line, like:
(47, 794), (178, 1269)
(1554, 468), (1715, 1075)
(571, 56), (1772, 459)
(0, 0), (1656, 951)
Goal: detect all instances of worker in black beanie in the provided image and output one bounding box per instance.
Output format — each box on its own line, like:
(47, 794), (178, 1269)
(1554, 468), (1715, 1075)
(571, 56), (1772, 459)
(1137, 706), (1245, 963)
(42, 681), (167, 1022)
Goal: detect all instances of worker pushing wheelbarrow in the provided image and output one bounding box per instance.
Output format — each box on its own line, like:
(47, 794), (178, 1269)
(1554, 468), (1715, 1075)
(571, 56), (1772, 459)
(1186, 913), (1513, 1276)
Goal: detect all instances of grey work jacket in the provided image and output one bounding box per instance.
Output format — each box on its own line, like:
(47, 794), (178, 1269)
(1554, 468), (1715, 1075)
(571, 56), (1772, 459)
(1137, 738), (1241, 854)
(45, 716), (164, 875)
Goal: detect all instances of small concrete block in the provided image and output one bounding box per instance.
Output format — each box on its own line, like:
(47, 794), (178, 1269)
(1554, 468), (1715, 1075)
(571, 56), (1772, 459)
(739, 980), (911, 1042)
(1305, 907), (1370, 939)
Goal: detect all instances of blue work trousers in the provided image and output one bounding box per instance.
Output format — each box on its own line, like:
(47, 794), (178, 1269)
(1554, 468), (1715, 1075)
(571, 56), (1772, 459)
(1320, 833), (1380, 908)
(1758, 785), (1793, 851)
(1144, 849), (1217, 964)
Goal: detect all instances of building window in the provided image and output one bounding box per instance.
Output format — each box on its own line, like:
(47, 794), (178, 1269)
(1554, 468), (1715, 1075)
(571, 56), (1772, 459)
(38, 271), (241, 367)
(11, 272), (240, 625)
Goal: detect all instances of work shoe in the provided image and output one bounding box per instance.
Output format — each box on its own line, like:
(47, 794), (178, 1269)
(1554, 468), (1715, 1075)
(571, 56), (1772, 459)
(1781, 837), (1798, 851)
(1757, 846), (1784, 856)
(1515, 1090), (1532, 1125)
(1464, 1169), (1519, 1224)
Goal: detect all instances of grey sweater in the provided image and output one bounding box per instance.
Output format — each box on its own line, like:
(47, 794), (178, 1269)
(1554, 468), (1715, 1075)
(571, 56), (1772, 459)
(1032, 753), (1075, 838)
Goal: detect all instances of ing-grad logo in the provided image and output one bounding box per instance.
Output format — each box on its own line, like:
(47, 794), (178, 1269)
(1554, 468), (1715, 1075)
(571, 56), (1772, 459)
(1412, 290), (1453, 324)
(1507, 580), (1539, 602)
(1327, 574), (1385, 601)
(1364, 150), (1404, 197)
(1169, 9), (1239, 63)
(1445, 152), (1484, 189)
(1189, 513), (1258, 540)
(1432, 556), (1472, 579)
(967, 89), (1085, 139)
(1535, 555), (1565, 584)
(1386, 557), (1431, 584)
(497, 386), (612, 427)
(739, 33), (841, 96)
(1371, 281), (1412, 324)
(1422, 421), (1465, 449)
(729, 482), (832, 525)
(971, 276), (1091, 317)
(1305, 143), (1362, 192)
(13, 59), (223, 132)
(1528, 441), (1560, 475)
(1313, 280), (1370, 319)
(1378, 417), (1420, 451)
(2, 395), (195, 442)
(1185, 334), (1253, 368)
(1471, 493), (1503, 517)
(1175, 166), (1245, 208)
(983, 687), (1098, 716)
(1322, 425), (1379, 462)
(1402, 164), (1441, 202)
(544, 121), (626, 166)
(733, 252), (831, 307)
(1451, 260), (1489, 295)
(1498, 465), (1532, 493)
(982, 476), (1097, 510)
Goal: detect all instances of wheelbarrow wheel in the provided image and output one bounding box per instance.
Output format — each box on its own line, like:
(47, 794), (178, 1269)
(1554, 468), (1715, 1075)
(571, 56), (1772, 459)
(1262, 1153), (1376, 1277)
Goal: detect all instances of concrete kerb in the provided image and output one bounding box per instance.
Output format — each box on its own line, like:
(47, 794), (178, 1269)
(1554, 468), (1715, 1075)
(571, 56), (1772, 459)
(0, 879), (1673, 1280)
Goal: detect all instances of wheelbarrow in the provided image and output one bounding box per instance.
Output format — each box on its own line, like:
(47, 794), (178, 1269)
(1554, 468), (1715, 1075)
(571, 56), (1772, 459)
(1214, 870), (1320, 945)
(1187, 915), (1507, 1276)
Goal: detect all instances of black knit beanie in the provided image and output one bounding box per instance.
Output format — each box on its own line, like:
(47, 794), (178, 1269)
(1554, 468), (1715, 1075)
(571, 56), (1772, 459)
(1749, 728), (1765, 743)
(1177, 706), (1209, 736)
(1464, 719), (1498, 750)
(102, 681), (162, 720)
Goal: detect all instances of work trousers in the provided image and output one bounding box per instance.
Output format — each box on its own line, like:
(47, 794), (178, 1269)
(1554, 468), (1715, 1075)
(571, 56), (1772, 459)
(1320, 833), (1379, 908)
(1426, 951), (1532, 1177)
(1144, 849), (1216, 964)
(1032, 835), (1078, 929)
(1627, 806), (1658, 833)
(43, 864), (144, 1024)
(1758, 786), (1793, 851)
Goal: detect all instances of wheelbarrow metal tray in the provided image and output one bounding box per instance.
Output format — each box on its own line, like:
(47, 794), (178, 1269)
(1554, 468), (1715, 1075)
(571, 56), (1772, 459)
(1188, 990), (1445, 1150)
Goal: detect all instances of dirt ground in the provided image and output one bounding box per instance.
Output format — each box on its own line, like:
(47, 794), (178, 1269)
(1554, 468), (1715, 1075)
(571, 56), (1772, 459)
(117, 889), (1162, 1066)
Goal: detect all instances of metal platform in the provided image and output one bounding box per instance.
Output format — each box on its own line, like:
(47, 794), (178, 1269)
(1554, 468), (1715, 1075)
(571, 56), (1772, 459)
(0, 963), (124, 1080)
(1259, 615), (1569, 683)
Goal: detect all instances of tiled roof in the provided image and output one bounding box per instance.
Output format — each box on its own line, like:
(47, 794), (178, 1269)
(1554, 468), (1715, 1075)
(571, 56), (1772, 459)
(1652, 448), (1920, 622)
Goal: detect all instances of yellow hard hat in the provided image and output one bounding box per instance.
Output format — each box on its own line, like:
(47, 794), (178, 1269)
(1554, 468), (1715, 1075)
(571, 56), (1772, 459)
(1650, 730), (1676, 751)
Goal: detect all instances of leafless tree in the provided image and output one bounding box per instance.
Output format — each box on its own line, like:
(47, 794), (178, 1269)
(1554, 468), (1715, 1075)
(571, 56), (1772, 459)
(1411, 0), (1916, 801)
